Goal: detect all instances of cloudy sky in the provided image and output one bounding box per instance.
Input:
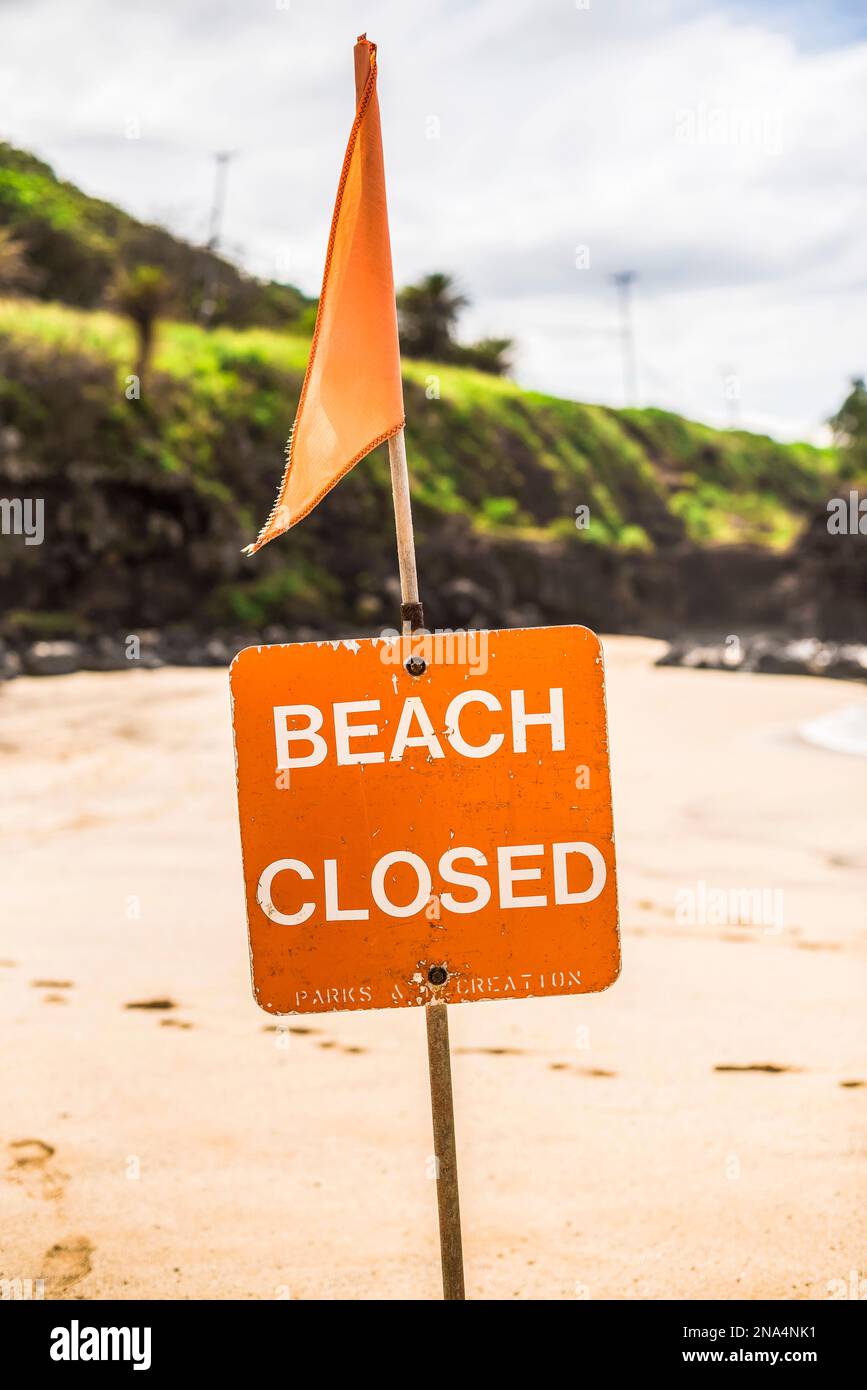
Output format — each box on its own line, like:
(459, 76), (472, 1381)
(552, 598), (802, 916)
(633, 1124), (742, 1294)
(2, 0), (865, 440)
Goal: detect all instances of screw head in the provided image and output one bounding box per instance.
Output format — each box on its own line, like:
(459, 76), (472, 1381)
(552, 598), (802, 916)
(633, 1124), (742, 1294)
(428, 964), (448, 986)
(405, 655), (427, 677)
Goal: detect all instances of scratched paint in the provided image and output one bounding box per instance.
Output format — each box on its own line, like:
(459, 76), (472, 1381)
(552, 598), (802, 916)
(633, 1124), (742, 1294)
(230, 625), (620, 1014)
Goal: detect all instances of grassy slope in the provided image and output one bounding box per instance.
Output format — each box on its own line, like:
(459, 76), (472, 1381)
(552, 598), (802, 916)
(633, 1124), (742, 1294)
(0, 296), (856, 634)
(0, 143), (312, 325)
(0, 296), (844, 545)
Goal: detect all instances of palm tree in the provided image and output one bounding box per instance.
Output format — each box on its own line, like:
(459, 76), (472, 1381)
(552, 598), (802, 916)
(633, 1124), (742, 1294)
(397, 272), (469, 360)
(397, 272), (513, 375)
(112, 265), (171, 391)
(0, 226), (34, 292)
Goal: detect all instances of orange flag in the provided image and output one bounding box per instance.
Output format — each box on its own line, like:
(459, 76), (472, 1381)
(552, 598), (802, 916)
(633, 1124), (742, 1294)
(244, 35), (404, 554)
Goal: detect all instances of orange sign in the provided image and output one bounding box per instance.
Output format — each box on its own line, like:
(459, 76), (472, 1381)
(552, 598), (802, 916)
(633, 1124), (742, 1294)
(230, 625), (620, 1014)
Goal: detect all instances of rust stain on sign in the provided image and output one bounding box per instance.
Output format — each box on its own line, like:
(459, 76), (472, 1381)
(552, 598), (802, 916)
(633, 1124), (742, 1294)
(230, 625), (620, 1014)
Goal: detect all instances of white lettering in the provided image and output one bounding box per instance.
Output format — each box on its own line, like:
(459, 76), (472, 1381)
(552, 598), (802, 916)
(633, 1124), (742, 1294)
(552, 841), (607, 903)
(273, 705), (327, 770)
(510, 688), (565, 753)
(324, 858), (369, 920)
(444, 690), (504, 758)
(439, 846), (491, 913)
(389, 697), (445, 762)
(371, 851), (432, 917)
(333, 700), (384, 766)
(497, 844), (547, 908)
(257, 858), (315, 925)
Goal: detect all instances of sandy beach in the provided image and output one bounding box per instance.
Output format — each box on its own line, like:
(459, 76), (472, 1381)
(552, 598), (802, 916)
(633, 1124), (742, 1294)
(1, 636), (864, 1301)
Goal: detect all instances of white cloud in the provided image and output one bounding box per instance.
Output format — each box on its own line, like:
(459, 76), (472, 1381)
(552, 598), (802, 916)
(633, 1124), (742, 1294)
(0, 0), (864, 439)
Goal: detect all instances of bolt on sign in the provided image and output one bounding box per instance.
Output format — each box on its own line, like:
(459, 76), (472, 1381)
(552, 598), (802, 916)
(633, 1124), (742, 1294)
(230, 624), (620, 1014)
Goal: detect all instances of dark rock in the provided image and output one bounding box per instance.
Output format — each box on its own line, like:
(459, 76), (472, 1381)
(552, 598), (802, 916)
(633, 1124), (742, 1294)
(505, 604), (544, 629)
(79, 635), (134, 672)
(22, 640), (82, 676)
(657, 634), (867, 683)
(0, 642), (22, 680)
(439, 577), (497, 626)
(203, 638), (231, 665)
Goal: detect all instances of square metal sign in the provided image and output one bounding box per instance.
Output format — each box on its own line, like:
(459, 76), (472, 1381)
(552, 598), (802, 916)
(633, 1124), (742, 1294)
(230, 625), (620, 1014)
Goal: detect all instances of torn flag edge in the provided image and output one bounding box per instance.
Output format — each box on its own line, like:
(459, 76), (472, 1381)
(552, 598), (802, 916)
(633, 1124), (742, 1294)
(243, 36), (405, 557)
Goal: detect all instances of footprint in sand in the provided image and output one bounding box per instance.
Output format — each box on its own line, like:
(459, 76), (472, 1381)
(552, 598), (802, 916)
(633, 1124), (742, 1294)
(34, 980), (74, 1001)
(42, 1238), (94, 1296)
(6, 1138), (66, 1200)
(549, 1063), (617, 1077)
(455, 1046), (524, 1056)
(714, 1063), (798, 1074)
(261, 1024), (321, 1035)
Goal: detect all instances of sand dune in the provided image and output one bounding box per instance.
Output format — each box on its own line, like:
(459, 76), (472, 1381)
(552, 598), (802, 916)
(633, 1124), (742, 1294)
(1, 637), (864, 1300)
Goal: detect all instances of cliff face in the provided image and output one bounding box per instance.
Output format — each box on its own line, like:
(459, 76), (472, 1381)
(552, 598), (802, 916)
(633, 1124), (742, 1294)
(785, 504), (867, 641)
(0, 299), (861, 654)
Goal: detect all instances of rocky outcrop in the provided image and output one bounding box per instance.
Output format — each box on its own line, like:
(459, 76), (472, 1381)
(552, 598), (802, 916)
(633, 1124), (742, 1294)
(657, 635), (867, 683)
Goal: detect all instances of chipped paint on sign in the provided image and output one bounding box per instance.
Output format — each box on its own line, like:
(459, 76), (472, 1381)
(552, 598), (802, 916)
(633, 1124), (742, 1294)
(230, 624), (620, 1014)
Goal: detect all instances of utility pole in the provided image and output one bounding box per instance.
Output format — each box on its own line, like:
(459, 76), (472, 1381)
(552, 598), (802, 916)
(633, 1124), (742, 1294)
(201, 151), (234, 325)
(611, 270), (638, 407)
(721, 364), (740, 429)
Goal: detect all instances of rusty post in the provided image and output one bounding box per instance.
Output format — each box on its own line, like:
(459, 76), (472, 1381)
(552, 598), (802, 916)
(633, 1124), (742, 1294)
(425, 998), (466, 1300)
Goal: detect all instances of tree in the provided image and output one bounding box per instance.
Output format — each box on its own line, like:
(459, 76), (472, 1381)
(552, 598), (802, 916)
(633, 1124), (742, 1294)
(452, 336), (513, 376)
(111, 265), (172, 392)
(829, 378), (867, 473)
(0, 226), (35, 293)
(397, 272), (512, 376)
(397, 272), (468, 360)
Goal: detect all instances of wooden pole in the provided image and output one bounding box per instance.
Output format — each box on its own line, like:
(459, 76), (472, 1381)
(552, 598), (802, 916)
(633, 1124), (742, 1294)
(387, 429), (421, 630)
(387, 426), (466, 1301)
(425, 999), (466, 1300)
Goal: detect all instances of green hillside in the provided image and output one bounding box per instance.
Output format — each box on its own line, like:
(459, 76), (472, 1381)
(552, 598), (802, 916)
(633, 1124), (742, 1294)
(0, 295), (853, 639)
(0, 139), (858, 644)
(0, 142), (313, 327)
